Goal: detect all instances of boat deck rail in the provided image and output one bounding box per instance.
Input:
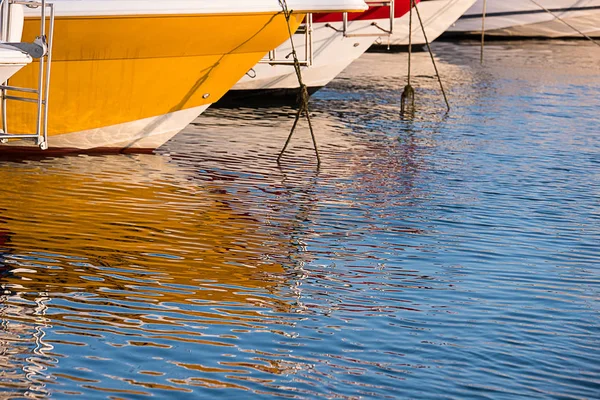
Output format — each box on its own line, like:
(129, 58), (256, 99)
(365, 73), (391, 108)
(259, 13), (314, 67)
(257, 0), (395, 71)
(326, 0), (395, 37)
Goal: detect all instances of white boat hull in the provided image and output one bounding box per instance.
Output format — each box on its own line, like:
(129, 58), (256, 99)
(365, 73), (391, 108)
(229, 19), (382, 95)
(448, 0), (600, 38)
(379, 0), (477, 46)
(0, 62), (28, 84)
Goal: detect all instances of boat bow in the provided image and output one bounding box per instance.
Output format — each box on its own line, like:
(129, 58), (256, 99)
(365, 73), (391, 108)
(0, 0), (369, 152)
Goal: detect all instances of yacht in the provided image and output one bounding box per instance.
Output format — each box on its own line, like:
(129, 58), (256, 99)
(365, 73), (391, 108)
(0, 0), (368, 152)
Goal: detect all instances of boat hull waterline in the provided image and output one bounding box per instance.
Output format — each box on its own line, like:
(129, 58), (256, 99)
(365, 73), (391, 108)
(0, 0), (368, 152)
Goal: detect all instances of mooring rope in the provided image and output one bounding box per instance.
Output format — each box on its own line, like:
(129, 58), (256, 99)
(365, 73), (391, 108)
(277, 0), (321, 167)
(480, 0), (487, 64)
(414, 0), (450, 113)
(402, 0), (450, 114)
(400, 0), (415, 114)
(529, 0), (600, 47)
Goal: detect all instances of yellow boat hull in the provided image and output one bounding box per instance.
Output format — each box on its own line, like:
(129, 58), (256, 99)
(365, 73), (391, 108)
(3, 12), (303, 151)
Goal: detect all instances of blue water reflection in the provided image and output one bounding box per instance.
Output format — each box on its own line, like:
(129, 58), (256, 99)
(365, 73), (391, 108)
(0, 40), (598, 399)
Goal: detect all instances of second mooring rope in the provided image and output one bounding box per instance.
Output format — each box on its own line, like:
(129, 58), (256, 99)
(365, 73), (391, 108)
(401, 0), (450, 115)
(401, 0), (415, 114)
(480, 0), (487, 63)
(414, 0), (450, 112)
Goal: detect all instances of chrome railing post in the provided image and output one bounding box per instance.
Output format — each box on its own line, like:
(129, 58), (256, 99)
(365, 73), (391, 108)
(1, 0), (9, 137)
(1, 0), (8, 42)
(343, 12), (348, 36)
(305, 13), (313, 66)
(389, 0), (395, 35)
(35, 0), (46, 145)
(42, 2), (53, 147)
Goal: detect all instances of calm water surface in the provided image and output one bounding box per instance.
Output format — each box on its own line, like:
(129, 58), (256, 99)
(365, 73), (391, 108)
(0, 41), (599, 399)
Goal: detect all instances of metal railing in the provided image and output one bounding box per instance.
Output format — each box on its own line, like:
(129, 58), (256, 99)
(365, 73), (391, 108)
(327, 0), (395, 38)
(259, 13), (313, 67)
(255, 1), (395, 72)
(0, 0), (54, 150)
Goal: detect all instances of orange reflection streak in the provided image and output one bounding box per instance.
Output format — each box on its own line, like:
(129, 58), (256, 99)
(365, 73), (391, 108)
(0, 154), (293, 307)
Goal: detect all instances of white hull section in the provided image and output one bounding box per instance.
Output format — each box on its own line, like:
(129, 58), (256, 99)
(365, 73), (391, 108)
(233, 19), (381, 91)
(0, 61), (28, 84)
(448, 0), (600, 38)
(380, 0), (477, 46)
(5, 105), (210, 151)
(0, 47), (31, 83)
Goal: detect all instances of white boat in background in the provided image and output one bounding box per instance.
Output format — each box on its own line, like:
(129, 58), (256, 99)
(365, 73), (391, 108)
(219, 1), (416, 106)
(375, 0), (477, 48)
(447, 0), (600, 38)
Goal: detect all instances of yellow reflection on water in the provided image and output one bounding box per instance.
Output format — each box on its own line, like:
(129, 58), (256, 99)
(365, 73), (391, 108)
(0, 154), (290, 302)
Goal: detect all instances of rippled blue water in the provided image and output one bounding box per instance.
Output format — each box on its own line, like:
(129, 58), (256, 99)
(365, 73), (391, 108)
(0, 41), (599, 399)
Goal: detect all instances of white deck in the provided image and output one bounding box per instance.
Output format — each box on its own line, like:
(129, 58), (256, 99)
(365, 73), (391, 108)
(21, 0), (369, 17)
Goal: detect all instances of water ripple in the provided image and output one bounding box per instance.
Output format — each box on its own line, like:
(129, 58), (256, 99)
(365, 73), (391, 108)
(0, 41), (598, 399)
